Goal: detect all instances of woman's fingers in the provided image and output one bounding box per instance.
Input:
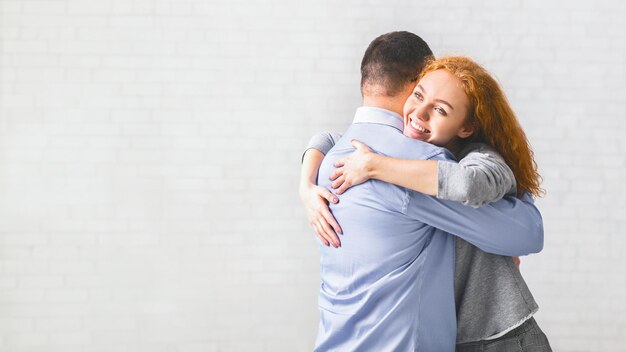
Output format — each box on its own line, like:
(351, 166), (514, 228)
(335, 179), (352, 195)
(318, 218), (340, 248)
(351, 139), (365, 150)
(329, 167), (344, 181)
(316, 187), (339, 204)
(311, 221), (330, 247)
(351, 139), (372, 152)
(334, 159), (345, 168)
(331, 175), (345, 189)
(321, 208), (342, 235)
(311, 213), (340, 248)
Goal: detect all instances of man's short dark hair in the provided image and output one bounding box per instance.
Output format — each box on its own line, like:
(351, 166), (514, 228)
(361, 31), (434, 96)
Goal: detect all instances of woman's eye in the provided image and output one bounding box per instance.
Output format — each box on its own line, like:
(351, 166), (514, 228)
(435, 107), (447, 116)
(414, 92), (423, 100)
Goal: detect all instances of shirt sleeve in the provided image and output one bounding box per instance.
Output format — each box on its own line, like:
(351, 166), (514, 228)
(437, 143), (517, 208)
(301, 131), (343, 162)
(406, 150), (543, 257)
(406, 191), (543, 256)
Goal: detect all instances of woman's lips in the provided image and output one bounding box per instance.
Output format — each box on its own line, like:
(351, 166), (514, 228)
(407, 117), (431, 134)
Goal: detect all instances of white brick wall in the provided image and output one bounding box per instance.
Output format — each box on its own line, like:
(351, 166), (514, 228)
(1, 0), (625, 350)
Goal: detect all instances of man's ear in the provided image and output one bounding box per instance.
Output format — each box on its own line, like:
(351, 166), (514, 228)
(457, 122), (476, 139)
(402, 81), (418, 99)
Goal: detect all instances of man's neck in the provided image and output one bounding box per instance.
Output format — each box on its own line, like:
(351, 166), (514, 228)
(362, 95), (405, 117)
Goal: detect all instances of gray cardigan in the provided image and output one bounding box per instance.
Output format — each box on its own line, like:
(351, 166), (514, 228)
(304, 131), (538, 343)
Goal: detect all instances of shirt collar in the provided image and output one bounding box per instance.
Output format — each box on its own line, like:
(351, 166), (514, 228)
(352, 107), (404, 133)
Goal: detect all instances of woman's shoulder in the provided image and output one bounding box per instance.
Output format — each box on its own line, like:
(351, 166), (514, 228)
(458, 142), (502, 160)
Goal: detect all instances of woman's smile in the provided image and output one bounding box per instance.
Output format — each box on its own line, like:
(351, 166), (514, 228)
(407, 116), (431, 134)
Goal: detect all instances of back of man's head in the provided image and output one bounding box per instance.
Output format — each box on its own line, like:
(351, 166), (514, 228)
(361, 31), (433, 97)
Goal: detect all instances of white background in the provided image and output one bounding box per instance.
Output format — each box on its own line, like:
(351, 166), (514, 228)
(1, 0), (625, 351)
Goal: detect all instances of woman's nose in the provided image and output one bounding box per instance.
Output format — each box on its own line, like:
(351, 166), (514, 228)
(415, 106), (429, 121)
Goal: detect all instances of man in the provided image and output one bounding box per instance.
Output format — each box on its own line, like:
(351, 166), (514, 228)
(303, 32), (544, 351)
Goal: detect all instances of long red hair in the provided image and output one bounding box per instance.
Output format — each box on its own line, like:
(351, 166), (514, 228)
(419, 56), (543, 197)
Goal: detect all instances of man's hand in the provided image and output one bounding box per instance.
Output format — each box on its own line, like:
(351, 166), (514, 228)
(299, 183), (343, 248)
(330, 140), (375, 195)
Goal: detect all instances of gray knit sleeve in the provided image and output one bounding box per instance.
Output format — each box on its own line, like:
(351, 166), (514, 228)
(301, 131), (343, 162)
(437, 143), (517, 208)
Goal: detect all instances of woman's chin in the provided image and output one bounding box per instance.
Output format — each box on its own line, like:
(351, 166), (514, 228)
(404, 131), (430, 143)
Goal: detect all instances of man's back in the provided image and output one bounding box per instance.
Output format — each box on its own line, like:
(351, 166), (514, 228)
(314, 107), (458, 351)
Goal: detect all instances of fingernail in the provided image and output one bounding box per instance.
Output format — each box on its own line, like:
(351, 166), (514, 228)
(332, 197), (338, 203)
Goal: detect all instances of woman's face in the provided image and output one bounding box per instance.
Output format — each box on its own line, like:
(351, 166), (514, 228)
(403, 69), (473, 148)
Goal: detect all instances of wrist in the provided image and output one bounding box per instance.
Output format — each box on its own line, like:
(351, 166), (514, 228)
(367, 153), (381, 179)
(299, 180), (314, 199)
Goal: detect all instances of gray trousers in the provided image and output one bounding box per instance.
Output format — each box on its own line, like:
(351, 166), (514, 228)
(456, 317), (552, 352)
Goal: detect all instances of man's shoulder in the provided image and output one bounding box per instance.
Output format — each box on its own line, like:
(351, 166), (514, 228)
(397, 137), (455, 161)
(375, 130), (456, 161)
(336, 123), (456, 161)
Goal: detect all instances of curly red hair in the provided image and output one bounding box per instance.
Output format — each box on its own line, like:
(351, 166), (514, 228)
(419, 56), (543, 197)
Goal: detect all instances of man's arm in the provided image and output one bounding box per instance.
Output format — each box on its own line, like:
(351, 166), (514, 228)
(405, 191), (543, 256)
(328, 141), (527, 261)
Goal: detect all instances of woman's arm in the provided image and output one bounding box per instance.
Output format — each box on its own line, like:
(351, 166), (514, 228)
(331, 143), (438, 196)
(301, 131), (343, 162)
(331, 142), (516, 207)
(438, 143), (516, 207)
(299, 132), (343, 247)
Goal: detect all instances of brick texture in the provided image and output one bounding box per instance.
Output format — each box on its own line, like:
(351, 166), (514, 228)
(1, 0), (625, 350)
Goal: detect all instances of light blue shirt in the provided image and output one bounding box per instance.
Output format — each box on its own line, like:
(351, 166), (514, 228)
(314, 107), (543, 351)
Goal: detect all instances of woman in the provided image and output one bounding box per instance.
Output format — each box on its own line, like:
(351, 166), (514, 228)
(299, 56), (552, 350)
